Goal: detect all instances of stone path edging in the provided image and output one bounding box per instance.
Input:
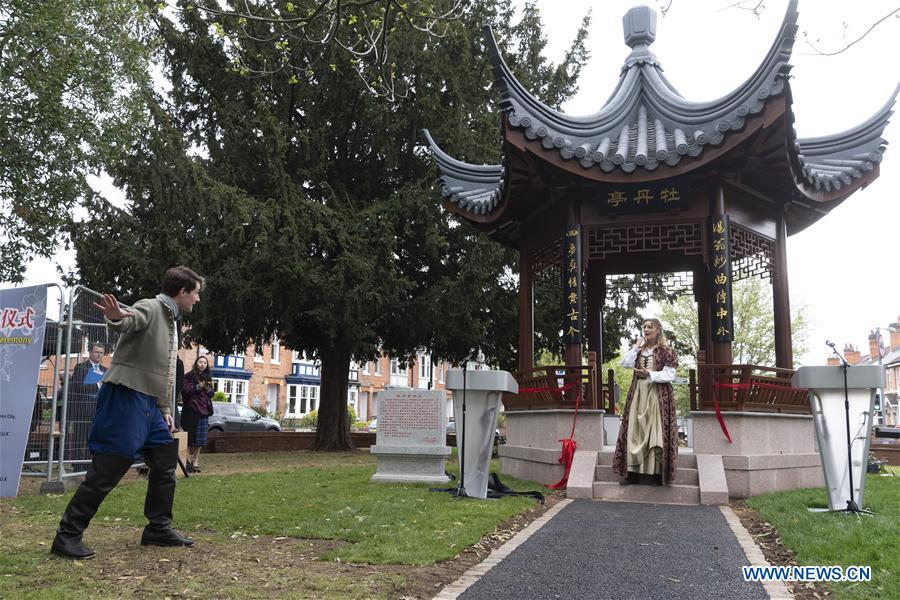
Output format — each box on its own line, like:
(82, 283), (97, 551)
(719, 506), (793, 599)
(432, 499), (573, 599)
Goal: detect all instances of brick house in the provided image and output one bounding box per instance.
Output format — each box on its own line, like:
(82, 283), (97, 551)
(197, 340), (454, 424)
(39, 333), (455, 426)
(827, 318), (900, 426)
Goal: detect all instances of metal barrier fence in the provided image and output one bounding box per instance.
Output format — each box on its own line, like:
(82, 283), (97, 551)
(22, 285), (130, 484)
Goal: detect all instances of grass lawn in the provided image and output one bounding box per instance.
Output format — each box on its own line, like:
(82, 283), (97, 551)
(0, 450), (554, 599)
(746, 472), (899, 600)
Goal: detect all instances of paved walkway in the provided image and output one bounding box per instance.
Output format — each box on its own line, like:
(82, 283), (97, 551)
(436, 499), (790, 600)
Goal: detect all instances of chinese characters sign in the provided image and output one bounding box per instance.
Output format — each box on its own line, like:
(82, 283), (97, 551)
(602, 183), (686, 214)
(0, 286), (48, 497)
(710, 216), (734, 343)
(562, 226), (583, 344)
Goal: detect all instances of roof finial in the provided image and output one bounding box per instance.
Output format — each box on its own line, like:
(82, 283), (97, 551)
(623, 6), (657, 49)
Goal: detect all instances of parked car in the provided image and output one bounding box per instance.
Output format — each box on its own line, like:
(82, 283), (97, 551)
(366, 418), (377, 432)
(208, 403), (281, 433)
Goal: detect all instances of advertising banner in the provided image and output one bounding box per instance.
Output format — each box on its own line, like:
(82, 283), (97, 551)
(0, 285), (48, 497)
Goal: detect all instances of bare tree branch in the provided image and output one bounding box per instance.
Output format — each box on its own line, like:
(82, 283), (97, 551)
(176, 0), (464, 99)
(801, 6), (900, 56)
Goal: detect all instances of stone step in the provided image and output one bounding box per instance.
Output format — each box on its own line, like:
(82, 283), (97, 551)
(597, 450), (697, 469)
(594, 464), (699, 486)
(592, 481), (701, 505)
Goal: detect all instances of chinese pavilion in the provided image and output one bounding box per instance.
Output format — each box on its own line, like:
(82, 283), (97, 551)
(425, 3), (898, 501)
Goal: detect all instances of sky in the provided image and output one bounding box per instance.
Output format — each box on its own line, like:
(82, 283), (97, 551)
(16, 0), (900, 365)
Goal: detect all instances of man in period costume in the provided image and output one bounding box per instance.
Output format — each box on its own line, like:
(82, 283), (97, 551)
(51, 266), (203, 559)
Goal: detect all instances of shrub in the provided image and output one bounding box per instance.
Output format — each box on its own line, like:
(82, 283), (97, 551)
(212, 391), (228, 403)
(347, 403), (357, 424)
(298, 409), (318, 428)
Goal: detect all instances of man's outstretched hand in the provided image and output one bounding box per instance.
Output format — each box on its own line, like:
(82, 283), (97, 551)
(93, 293), (134, 321)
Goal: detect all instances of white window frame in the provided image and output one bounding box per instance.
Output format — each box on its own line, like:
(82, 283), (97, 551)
(348, 387), (359, 418)
(363, 361), (370, 375)
(270, 336), (281, 365)
(213, 378), (248, 405)
(417, 352), (432, 389)
(374, 358), (382, 375)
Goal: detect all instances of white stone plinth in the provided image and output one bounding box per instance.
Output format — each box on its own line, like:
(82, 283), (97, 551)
(370, 389), (451, 485)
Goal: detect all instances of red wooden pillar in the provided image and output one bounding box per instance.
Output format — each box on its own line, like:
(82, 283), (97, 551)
(773, 210), (793, 368)
(518, 236), (534, 371)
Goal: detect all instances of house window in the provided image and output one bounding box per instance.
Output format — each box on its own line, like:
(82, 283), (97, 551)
(287, 384), (298, 417)
(286, 384), (319, 417)
(418, 352), (432, 389)
(389, 358), (408, 387)
(214, 354), (245, 369)
(390, 358), (405, 375)
(270, 337), (281, 364)
(348, 387), (359, 418)
(213, 378), (247, 405)
(363, 361), (370, 375)
(302, 385), (319, 413)
(254, 343), (264, 363)
(374, 358), (382, 375)
(439, 363), (444, 384)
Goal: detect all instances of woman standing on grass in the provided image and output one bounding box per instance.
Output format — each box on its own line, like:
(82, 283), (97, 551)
(612, 318), (679, 486)
(181, 355), (214, 472)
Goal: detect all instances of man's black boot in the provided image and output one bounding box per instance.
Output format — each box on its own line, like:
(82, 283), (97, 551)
(51, 453), (133, 559)
(141, 442), (194, 547)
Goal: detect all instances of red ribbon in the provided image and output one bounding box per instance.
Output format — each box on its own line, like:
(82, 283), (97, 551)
(710, 381), (808, 443)
(545, 385), (582, 490)
(711, 383), (733, 444)
(517, 380), (580, 395)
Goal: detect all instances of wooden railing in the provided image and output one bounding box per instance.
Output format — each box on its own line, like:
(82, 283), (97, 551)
(506, 361), (598, 411)
(505, 360), (803, 415)
(698, 364), (808, 414)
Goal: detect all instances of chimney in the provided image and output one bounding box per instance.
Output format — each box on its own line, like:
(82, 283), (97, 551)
(844, 344), (861, 365)
(869, 331), (881, 360)
(826, 356), (840, 366)
(891, 320), (900, 352)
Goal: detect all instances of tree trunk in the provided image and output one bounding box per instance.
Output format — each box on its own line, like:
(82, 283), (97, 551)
(314, 343), (355, 451)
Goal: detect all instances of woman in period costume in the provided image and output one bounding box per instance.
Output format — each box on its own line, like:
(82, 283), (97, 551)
(612, 318), (679, 486)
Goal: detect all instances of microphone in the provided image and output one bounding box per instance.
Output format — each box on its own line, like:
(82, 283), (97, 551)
(826, 340), (836, 349)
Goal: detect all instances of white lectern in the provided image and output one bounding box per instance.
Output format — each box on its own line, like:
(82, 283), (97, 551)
(793, 365), (884, 512)
(445, 369), (518, 499)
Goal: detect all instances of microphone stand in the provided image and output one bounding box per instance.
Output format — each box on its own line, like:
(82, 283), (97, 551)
(429, 358), (470, 499)
(828, 345), (872, 515)
(453, 360), (469, 499)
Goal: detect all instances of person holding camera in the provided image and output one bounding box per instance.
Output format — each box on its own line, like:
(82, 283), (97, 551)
(181, 355), (214, 472)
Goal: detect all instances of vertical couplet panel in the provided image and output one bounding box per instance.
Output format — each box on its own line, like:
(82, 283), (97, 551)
(562, 225), (583, 346)
(709, 216), (734, 343)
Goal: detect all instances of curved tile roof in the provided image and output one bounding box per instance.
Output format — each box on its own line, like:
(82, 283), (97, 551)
(793, 84), (898, 193)
(425, 2), (897, 222)
(422, 130), (504, 216)
(488, 2), (798, 174)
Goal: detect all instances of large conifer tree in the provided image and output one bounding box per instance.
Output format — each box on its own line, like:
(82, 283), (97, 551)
(73, 1), (591, 449)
